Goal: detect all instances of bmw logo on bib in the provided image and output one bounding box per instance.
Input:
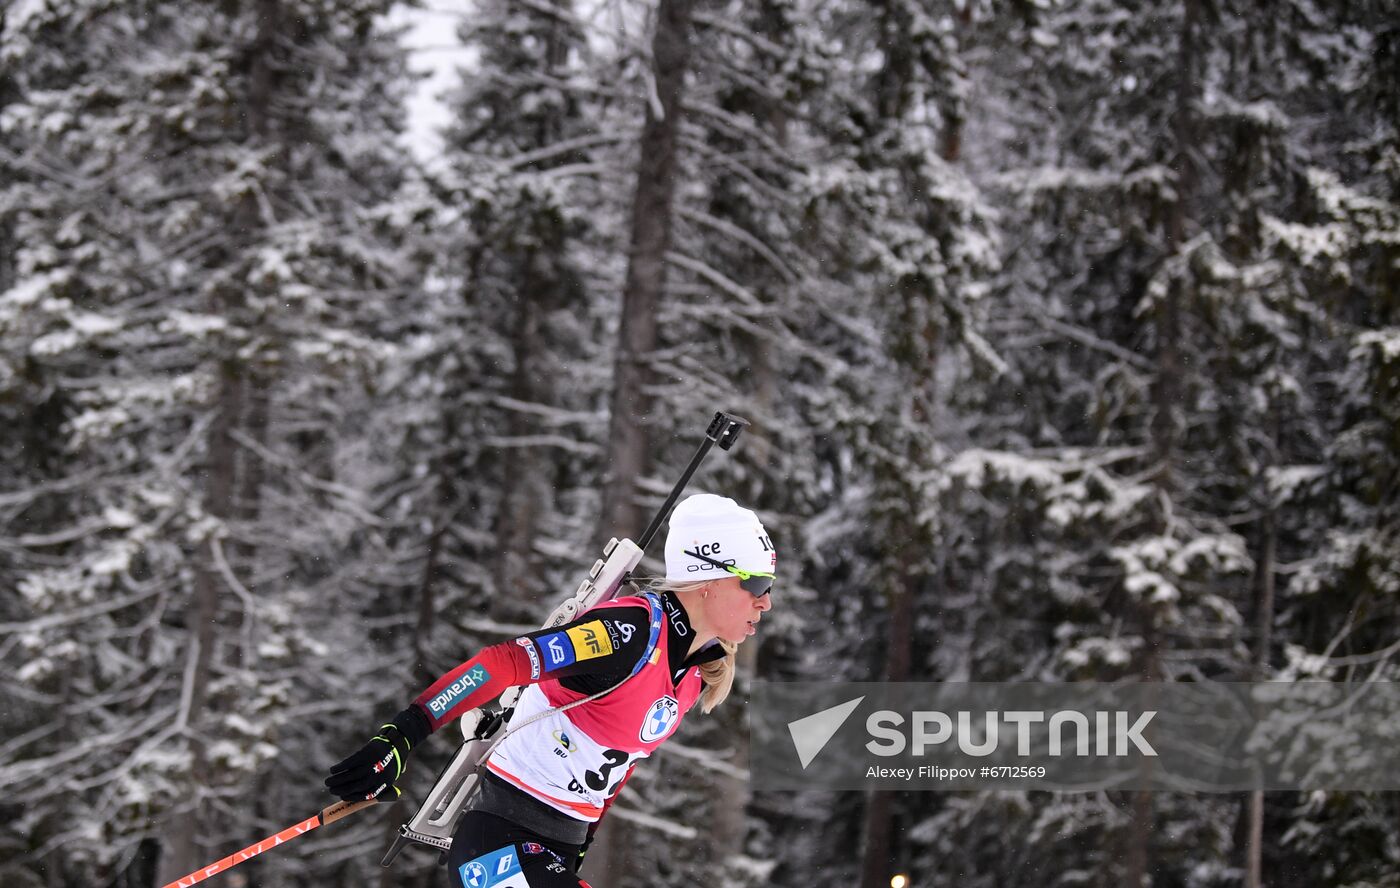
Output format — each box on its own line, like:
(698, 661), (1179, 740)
(640, 695), (681, 742)
(461, 862), (489, 888)
(457, 846), (528, 888)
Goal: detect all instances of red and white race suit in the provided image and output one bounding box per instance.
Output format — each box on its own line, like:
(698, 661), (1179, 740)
(411, 592), (722, 822)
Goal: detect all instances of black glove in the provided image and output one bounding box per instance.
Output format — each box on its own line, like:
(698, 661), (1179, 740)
(325, 706), (431, 802)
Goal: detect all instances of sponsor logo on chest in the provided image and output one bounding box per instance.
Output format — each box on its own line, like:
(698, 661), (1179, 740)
(603, 618), (637, 649)
(640, 695), (681, 743)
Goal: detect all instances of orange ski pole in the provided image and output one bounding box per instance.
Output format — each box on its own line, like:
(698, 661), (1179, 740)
(159, 798), (377, 888)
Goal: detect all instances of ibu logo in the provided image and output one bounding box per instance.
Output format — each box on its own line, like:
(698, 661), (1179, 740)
(640, 695), (680, 743)
(552, 729), (573, 758)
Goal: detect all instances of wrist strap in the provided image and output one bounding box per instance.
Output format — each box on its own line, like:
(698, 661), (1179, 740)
(378, 723), (409, 751)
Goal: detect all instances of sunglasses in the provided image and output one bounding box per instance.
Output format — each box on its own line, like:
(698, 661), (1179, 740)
(683, 549), (775, 597)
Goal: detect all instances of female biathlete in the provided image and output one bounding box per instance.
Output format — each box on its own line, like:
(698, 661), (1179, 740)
(325, 494), (776, 887)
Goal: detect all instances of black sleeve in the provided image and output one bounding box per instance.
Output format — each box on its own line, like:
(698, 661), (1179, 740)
(515, 605), (652, 694)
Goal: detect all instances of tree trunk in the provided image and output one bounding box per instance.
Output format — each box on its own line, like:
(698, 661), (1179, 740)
(940, 3), (972, 163)
(594, 0), (696, 547)
(859, 539), (916, 888)
(702, 0), (792, 859)
(1124, 607), (1166, 887)
(493, 252), (550, 620)
(158, 4), (278, 879)
(1245, 788), (1266, 888)
(226, 366), (267, 670)
(858, 567), (915, 888)
(1246, 411), (1279, 888)
(593, 3), (695, 882)
(0, 9), (13, 299)
(415, 476), (450, 679)
(1127, 1), (1199, 883)
(492, 0), (577, 613)
(155, 358), (241, 886)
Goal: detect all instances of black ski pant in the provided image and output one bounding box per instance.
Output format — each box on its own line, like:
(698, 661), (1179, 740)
(447, 810), (592, 888)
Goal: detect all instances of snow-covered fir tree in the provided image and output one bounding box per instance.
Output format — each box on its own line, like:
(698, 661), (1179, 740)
(0, 2), (425, 884)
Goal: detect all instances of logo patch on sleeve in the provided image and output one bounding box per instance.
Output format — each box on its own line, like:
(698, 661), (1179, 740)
(566, 620), (613, 660)
(428, 663), (492, 718)
(537, 631), (576, 670)
(604, 619), (636, 648)
(516, 637), (542, 680)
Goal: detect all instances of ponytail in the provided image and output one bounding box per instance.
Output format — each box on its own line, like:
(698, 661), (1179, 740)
(698, 639), (737, 713)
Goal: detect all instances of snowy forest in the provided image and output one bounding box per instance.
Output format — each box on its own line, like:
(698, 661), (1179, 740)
(1, 0), (1397, 886)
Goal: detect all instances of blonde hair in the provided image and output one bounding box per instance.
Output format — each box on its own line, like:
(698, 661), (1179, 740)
(645, 579), (737, 713)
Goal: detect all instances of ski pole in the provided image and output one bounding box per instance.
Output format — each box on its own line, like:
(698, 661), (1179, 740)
(159, 798), (376, 888)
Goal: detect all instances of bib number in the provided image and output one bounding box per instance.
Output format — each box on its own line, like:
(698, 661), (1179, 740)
(585, 749), (629, 792)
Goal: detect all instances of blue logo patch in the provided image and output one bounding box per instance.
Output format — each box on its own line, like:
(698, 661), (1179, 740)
(458, 846), (521, 887)
(537, 631), (576, 670)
